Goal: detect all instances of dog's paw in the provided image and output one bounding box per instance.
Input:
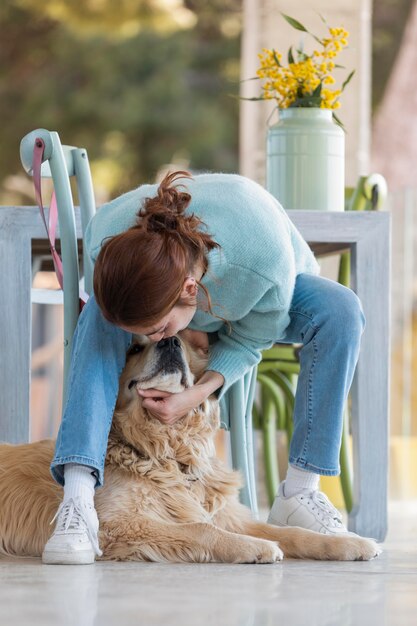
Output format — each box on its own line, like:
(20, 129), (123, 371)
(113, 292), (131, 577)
(350, 537), (382, 561)
(238, 538), (284, 564)
(330, 536), (381, 561)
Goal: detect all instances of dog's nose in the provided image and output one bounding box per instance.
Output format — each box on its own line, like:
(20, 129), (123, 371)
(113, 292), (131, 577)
(157, 337), (181, 350)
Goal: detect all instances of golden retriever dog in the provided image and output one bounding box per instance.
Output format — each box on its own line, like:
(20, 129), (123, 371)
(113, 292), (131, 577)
(0, 334), (380, 563)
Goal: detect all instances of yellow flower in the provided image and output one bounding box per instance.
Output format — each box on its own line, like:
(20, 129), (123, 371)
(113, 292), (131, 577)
(252, 15), (352, 116)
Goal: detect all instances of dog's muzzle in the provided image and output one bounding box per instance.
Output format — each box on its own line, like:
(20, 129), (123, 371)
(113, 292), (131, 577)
(127, 335), (193, 392)
(156, 337), (186, 375)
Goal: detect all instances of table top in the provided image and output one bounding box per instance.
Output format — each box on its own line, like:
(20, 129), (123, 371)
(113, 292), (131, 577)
(0, 206), (390, 244)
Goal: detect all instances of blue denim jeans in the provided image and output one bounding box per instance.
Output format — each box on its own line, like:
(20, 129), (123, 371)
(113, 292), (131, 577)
(50, 273), (365, 487)
(281, 273), (365, 475)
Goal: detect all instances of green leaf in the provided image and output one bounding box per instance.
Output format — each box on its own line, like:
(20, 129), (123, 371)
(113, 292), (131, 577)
(332, 111), (346, 131)
(313, 34), (324, 46)
(266, 105), (279, 126)
(234, 95), (267, 101)
(317, 12), (328, 27)
(272, 48), (281, 67)
(288, 46), (295, 65)
(341, 70), (355, 91)
(239, 76), (261, 83)
(282, 14), (308, 33)
(312, 82), (322, 97)
(290, 95), (322, 108)
(282, 13), (322, 47)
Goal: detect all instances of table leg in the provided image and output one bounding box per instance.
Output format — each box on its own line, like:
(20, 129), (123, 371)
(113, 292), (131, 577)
(349, 219), (390, 541)
(0, 229), (32, 442)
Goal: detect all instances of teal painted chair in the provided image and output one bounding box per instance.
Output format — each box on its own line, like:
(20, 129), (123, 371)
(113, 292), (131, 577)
(20, 128), (260, 515)
(20, 129), (95, 407)
(255, 174), (388, 511)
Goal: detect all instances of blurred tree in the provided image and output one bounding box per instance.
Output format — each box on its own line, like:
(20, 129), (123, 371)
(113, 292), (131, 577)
(17, 0), (197, 35)
(0, 0), (241, 201)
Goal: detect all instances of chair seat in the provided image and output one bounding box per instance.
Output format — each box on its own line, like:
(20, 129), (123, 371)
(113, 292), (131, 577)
(31, 288), (64, 305)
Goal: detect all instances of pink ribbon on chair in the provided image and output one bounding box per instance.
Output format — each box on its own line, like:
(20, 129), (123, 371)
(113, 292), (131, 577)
(32, 138), (88, 312)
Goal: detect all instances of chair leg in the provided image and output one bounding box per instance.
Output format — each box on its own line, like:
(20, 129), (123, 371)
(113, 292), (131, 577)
(245, 408), (258, 517)
(231, 416), (257, 513)
(245, 369), (258, 516)
(337, 251), (355, 512)
(261, 386), (279, 505)
(257, 373), (287, 504)
(230, 370), (258, 516)
(339, 406), (354, 512)
(268, 370), (295, 443)
(257, 362), (355, 513)
(257, 370), (296, 503)
(338, 250), (351, 287)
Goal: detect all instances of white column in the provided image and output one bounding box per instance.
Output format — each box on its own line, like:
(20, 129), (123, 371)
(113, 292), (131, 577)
(239, 0), (266, 183)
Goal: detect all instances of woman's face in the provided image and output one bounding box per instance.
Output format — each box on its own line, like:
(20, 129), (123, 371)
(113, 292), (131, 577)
(118, 274), (201, 342)
(119, 303), (197, 343)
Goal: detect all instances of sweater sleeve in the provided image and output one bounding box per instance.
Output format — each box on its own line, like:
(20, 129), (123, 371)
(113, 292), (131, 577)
(206, 282), (293, 399)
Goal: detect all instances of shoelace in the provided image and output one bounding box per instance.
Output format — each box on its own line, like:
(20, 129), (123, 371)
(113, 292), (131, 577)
(300, 490), (344, 529)
(50, 497), (102, 556)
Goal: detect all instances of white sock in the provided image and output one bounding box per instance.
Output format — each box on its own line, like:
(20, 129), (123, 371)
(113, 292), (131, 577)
(63, 463), (96, 503)
(283, 464), (320, 497)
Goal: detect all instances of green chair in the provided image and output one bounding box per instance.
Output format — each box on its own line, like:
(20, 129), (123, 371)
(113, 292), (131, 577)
(255, 174), (388, 511)
(20, 128), (260, 515)
(20, 129), (95, 408)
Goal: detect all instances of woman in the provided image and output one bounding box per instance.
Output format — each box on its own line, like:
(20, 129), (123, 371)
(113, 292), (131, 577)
(43, 171), (365, 565)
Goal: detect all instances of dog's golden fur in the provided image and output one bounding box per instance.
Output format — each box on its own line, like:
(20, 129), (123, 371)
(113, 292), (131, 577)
(0, 335), (380, 563)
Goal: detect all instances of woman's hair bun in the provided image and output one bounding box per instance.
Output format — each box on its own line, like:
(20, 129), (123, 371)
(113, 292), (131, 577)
(139, 170), (193, 235)
(146, 212), (179, 234)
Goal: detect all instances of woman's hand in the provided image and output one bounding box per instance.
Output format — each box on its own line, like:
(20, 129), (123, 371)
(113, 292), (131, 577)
(137, 370), (224, 425)
(137, 386), (206, 425)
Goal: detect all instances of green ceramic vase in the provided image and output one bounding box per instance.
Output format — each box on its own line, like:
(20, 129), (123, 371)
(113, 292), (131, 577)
(266, 108), (345, 211)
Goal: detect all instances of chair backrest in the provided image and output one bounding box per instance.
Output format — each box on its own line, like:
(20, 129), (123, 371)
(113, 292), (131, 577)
(20, 128), (96, 405)
(345, 173), (388, 212)
(339, 173), (388, 287)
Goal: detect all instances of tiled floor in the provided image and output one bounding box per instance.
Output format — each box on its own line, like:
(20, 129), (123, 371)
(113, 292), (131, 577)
(1, 502), (417, 626)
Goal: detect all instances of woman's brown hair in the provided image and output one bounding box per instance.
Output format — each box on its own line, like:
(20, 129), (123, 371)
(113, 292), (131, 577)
(93, 170), (220, 328)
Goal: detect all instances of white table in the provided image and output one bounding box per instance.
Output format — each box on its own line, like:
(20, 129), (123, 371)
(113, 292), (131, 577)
(0, 207), (390, 540)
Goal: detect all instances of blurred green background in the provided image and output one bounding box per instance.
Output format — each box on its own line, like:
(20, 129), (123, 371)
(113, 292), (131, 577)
(0, 0), (413, 203)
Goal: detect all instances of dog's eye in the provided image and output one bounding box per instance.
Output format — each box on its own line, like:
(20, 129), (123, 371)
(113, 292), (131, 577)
(127, 343), (144, 357)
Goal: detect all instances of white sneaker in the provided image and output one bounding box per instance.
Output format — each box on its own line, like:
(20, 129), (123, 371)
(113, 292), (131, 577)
(267, 481), (357, 536)
(42, 497), (102, 565)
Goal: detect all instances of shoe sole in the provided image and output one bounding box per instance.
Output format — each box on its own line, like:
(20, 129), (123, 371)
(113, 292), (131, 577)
(42, 550), (95, 565)
(267, 519), (359, 537)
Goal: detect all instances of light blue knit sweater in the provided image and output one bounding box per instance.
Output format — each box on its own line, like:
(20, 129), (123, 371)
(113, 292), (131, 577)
(85, 173), (319, 398)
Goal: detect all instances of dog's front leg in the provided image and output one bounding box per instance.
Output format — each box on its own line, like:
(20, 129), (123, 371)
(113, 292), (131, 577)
(98, 518), (283, 564)
(236, 521), (381, 561)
